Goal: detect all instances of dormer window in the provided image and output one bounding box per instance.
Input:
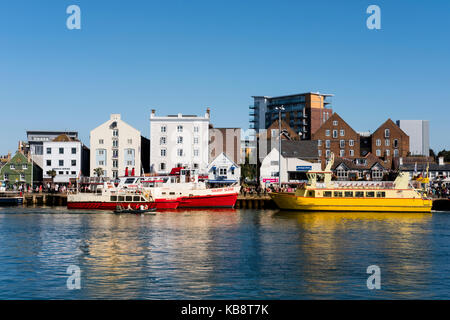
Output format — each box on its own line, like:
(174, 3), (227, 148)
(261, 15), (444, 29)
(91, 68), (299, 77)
(384, 129), (390, 138)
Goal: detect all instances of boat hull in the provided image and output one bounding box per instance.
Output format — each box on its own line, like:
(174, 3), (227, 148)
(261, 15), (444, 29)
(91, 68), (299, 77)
(67, 199), (179, 210)
(270, 192), (433, 213)
(179, 193), (238, 208)
(0, 197), (23, 206)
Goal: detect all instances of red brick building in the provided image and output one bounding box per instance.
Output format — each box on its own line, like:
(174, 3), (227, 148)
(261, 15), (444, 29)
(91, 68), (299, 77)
(371, 119), (409, 168)
(312, 113), (360, 167)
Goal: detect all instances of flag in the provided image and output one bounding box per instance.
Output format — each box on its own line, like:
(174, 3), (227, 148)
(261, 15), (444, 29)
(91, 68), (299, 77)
(414, 162), (418, 175)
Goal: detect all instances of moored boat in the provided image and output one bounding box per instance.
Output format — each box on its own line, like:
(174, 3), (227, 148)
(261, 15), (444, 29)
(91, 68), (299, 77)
(270, 154), (432, 213)
(0, 192), (24, 206)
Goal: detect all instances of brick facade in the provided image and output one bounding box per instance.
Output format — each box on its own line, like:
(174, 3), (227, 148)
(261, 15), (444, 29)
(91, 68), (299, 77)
(312, 113), (360, 168)
(371, 119), (409, 168)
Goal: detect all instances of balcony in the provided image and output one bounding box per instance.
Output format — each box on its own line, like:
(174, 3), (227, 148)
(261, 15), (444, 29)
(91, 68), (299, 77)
(249, 105), (257, 109)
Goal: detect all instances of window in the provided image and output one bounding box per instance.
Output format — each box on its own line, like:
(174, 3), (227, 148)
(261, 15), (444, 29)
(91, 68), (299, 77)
(386, 149), (390, 156)
(59, 160), (64, 166)
(71, 160), (76, 166)
(46, 160), (51, 166)
(376, 191), (386, 198)
(317, 140), (322, 146)
(127, 149), (133, 155)
(10, 164), (15, 170)
(127, 139), (132, 144)
(111, 196), (117, 201)
(71, 171), (76, 175)
(326, 150), (331, 157)
(349, 149), (354, 156)
(323, 191), (332, 197)
(325, 140), (330, 148)
(113, 129), (119, 137)
(376, 139), (381, 146)
(194, 149), (199, 157)
(194, 137), (199, 144)
(99, 161), (105, 166)
(372, 169), (383, 179)
(394, 149), (399, 157)
(160, 163), (166, 170)
(177, 149), (183, 156)
(177, 136), (183, 144)
(384, 129), (390, 138)
(126, 161), (133, 166)
(325, 130), (330, 137)
(22, 164), (28, 170)
(161, 126), (166, 133)
(20, 173), (25, 181)
(355, 191), (364, 198)
(385, 139), (390, 146)
(219, 168), (227, 175)
(113, 150), (119, 158)
(340, 140), (345, 148)
(126, 196), (132, 202)
(99, 139), (104, 144)
(334, 191), (343, 197)
(193, 163), (199, 169)
(366, 191), (375, 198)
(113, 160), (118, 168)
(393, 139), (399, 148)
(99, 150), (104, 155)
(339, 149), (344, 157)
(59, 148), (64, 154)
(177, 125), (183, 133)
(46, 148), (51, 154)
(318, 149), (322, 156)
(376, 149), (381, 156)
(58, 171), (63, 175)
(349, 140), (354, 147)
(333, 120), (338, 126)
(118, 196), (124, 202)
(344, 191), (353, 197)
(194, 126), (199, 133)
(160, 137), (166, 145)
(113, 140), (118, 147)
(340, 129), (345, 136)
(333, 130), (338, 138)
(4, 173), (9, 180)
(160, 149), (166, 157)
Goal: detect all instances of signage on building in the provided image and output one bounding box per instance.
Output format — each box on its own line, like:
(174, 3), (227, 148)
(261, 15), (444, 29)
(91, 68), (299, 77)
(296, 166), (312, 171)
(263, 178), (278, 183)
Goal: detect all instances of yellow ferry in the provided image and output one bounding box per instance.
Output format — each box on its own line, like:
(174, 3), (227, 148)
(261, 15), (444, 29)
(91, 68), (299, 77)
(270, 154), (432, 213)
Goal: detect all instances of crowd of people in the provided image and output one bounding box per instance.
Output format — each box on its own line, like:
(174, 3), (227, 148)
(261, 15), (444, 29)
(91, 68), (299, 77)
(1, 183), (70, 194)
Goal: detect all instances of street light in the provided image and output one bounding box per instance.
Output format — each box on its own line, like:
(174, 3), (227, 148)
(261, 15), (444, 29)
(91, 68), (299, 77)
(275, 105), (285, 189)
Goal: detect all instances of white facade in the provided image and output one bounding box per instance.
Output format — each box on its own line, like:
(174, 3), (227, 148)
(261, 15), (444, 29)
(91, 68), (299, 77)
(43, 140), (83, 183)
(90, 114), (142, 178)
(207, 152), (240, 183)
(260, 148), (321, 187)
(150, 109), (210, 174)
(396, 120), (430, 156)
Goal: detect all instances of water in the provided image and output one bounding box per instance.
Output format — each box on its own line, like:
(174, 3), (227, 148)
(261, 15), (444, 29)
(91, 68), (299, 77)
(0, 206), (449, 299)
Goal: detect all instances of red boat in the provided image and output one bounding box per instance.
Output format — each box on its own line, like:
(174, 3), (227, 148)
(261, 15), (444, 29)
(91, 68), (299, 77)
(178, 186), (239, 208)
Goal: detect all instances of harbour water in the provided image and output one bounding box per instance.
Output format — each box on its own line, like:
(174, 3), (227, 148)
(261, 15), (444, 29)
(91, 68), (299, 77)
(0, 207), (450, 299)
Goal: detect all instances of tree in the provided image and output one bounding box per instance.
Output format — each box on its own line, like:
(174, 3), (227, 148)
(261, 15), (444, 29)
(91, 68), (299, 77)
(94, 167), (104, 177)
(437, 150), (450, 162)
(240, 155), (256, 183)
(46, 170), (56, 184)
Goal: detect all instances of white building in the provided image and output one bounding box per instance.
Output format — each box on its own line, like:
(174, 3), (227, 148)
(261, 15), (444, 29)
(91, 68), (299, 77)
(396, 120), (430, 156)
(42, 134), (90, 183)
(90, 114), (148, 178)
(259, 140), (321, 188)
(207, 152), (240, 184)
(150, 108), (210, 174)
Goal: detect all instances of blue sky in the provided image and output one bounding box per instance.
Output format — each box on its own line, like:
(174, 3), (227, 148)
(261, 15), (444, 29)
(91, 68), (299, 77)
(1, 0), (449, 154)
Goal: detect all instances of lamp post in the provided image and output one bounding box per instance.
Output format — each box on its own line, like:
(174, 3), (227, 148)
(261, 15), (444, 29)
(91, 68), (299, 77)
(275, 105), (285, 189)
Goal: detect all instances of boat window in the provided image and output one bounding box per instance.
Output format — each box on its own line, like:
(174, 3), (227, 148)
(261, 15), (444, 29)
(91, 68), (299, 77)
(333, 191), (343, 197)
(111, 196), (117, 201)
(344, 191), (353, 197)
(355, 191), (364, 198)
(126, 196), (132, 202)
(118, 196), (124, 202)
(141, 197), (146, 201)
(376, 191), (386, 198)
(162, 192), (166, 195)
(125, 178), (135, 184)
(323, 191), (332, 197)
(133, 196), (141, 202)
(308, 191), (314, 197)
(169, 192), (175, 195)
(366, 191), (375, 198)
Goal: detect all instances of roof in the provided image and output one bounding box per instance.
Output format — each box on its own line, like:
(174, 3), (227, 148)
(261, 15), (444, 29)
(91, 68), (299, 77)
(399, 163), (450, 171)
(52, 134), (79, 142)
(269, 140), (319, 159)
(332, 153), (389, 171)
(252, 92), (334, 99)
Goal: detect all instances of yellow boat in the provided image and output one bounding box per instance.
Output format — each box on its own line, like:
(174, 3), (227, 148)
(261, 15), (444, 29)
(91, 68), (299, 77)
(270, 154), (432, 213)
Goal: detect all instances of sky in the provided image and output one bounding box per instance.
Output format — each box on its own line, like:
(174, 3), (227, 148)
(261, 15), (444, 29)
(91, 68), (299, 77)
(1, 0), (449, 154)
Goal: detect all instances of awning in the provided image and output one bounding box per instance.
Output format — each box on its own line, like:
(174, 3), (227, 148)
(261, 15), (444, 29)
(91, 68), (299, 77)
(169, 167), (183, 175)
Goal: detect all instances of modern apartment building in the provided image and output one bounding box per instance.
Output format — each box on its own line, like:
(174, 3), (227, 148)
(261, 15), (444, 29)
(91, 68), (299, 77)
(150, 109), (210, 174)
(250, 92), (333, 140)
(42, 134), (90, 183)
(90, 114), (150, 178)
(396, 120), (430, 156)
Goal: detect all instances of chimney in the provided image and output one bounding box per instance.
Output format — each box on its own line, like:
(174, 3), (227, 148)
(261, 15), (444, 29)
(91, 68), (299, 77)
(111, 114), (121, 120)
(206, 107), (210, 118)
(439, 156), (444, 166)
(150, 109), (155, 119)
